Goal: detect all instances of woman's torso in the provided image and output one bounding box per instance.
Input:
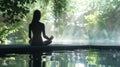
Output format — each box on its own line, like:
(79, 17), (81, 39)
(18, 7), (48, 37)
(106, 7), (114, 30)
(30, 22), (44, 45)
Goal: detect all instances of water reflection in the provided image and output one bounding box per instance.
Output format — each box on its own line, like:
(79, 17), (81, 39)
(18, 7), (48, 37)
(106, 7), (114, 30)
(0, 55), (29, 67)
(45, 50), (86, 67)
(45, 49), (120, 67)
(0, 49), (120, 67)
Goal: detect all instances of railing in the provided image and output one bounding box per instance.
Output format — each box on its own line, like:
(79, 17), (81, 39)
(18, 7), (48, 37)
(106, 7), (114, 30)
(0, 44), (120, 67)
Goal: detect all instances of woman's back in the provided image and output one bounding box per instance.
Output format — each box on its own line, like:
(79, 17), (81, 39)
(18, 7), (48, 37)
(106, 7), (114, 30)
(29, 10), (53, 46)
(29, 22), (44, 45)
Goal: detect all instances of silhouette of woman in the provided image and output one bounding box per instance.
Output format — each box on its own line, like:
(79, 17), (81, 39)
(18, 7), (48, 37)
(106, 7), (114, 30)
(29, 10), (53, 46)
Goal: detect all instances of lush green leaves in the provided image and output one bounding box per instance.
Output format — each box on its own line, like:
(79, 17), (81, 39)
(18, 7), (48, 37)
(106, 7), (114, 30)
(0, 0), (36, 24)
(53, 0), (68, 19)
(0, 23), (18, 43)
(0, 0), (120, 44)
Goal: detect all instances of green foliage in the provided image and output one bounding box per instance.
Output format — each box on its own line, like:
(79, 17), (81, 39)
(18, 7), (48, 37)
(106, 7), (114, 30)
(0, 0), (68, 43)
(84, 0), (120, 39)
(0, 0), (38, 44)
(0, 0), (36, 24)
(51, 0), (68, 37)
(53, 0), (68, 19)
(40, 0), (50, 7)
(85, 11), (100, 25)
(0, 23), (18, 43)
(0, 0), (120, 44)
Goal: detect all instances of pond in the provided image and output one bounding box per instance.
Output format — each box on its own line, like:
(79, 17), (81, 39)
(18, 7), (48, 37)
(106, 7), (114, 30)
(0, 49), (120, 67)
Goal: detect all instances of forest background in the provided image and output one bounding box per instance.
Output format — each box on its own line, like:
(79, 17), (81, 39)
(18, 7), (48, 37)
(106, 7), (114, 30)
(0, 0), (120, 45)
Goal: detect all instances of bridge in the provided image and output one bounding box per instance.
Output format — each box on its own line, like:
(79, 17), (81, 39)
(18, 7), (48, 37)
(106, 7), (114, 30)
(0, 44), (120, 67)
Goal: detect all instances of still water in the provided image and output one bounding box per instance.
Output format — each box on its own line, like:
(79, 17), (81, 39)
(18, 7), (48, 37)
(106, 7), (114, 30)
(0, 49), (120, 67)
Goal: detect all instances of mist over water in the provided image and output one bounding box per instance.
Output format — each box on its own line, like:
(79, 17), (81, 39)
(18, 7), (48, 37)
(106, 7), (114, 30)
(43, 0), (120, 46)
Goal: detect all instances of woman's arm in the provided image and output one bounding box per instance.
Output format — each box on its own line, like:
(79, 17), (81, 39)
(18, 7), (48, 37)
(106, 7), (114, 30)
(42, 24), (50, 40)
(29, 25), (31, 39)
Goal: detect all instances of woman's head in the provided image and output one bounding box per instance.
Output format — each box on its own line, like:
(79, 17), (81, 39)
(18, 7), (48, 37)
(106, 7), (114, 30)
(32, 10), (41, 22)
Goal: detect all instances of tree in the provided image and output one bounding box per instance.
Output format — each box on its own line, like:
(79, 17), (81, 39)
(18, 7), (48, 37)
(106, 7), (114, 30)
(0, 0), (69, 44)
(0, 0), (37, 24)
(84, 0), (120, 41)
(0, 0), (38, 44)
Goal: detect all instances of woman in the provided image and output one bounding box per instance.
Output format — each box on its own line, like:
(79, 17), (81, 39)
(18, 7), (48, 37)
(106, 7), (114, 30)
(29, 10), (53, 46)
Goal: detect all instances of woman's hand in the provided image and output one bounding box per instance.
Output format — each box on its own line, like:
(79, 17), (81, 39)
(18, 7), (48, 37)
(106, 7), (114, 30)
(49, 35), (54, 40)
